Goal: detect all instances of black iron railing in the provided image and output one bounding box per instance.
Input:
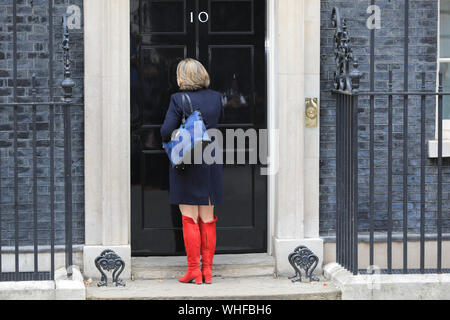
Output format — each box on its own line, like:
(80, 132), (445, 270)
(332, 7), (450, 275)
(0, 1), (77, 281)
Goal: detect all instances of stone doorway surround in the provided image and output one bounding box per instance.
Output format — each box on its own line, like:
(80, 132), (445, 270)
(82, 0), (322, 279)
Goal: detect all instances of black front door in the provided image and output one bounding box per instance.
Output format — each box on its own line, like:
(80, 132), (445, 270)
(130, 0), (267, 255)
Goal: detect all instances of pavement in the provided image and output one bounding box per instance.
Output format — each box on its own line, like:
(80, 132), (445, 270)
(85, 275), (341, 300)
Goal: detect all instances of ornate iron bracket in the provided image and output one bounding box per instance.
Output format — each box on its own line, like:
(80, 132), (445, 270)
(94, 250), (126, 287)
(331, 7), (362, 94)
(288, 246), (320, 282)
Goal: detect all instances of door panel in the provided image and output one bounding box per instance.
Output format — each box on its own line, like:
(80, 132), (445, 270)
(139, 46), (187, 124)
(140, 0), (187, 33)
(209, 46), (253, 124)
(209, 0), (254, 33)
(218, 166), (253, 227)
(131, 0), (267, 256)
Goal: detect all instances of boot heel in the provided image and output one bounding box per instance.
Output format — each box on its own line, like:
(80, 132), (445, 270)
(195, 274), (203, 285)
(202, 271), (212, 284)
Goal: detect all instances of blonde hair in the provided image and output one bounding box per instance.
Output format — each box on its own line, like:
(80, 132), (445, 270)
(176, 58), (210, 91)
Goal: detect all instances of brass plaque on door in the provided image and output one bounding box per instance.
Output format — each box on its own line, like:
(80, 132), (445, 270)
(305, 98), (319, 128)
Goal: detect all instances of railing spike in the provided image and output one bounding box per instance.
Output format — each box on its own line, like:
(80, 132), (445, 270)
(332, 7), (361, 93)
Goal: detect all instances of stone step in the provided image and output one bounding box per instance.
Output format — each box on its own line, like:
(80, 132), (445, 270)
(131, 253), (275, 280)
(86, 275), (341, 300)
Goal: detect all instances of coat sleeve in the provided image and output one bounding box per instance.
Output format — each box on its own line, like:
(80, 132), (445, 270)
(161, 94), (183, 143)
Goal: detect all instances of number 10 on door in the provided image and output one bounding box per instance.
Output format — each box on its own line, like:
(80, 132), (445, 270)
(190, 11), (209, 23)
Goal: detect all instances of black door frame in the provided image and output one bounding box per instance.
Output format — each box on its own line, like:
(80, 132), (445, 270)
(130, 0), (269, 256)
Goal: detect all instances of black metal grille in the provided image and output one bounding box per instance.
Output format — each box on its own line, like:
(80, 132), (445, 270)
(332, 5), (450, 275)
(0, 1), (76, 282)
(0, 272), (51, 282)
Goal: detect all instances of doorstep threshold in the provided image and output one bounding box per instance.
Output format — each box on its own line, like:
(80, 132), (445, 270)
(131, 253), (275, 280)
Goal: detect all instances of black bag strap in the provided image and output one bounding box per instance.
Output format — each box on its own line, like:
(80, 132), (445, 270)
(181, 93), (194, 125)
(184, 93), (194, 113)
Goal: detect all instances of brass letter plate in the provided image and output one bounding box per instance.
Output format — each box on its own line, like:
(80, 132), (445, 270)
(305, 98), (319, 128)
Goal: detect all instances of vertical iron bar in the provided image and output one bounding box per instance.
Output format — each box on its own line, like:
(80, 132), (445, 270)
(348, 94), (352, 271)
(50, 104), (55, 280)
(339, 93), (343, 266)
(346, 94), (350, 270)
(341, 93), (345, 268)
(345, 93), (349, 270)
(0, 143), (1, 278)
(338, 94), (345, 266)
(369, 95), (374, 269)
(350, 93), (354, 273)
(420, 72), (426, 274)
(343, 93), (347, 269)
(403, 0), (410, 274)
(345, 94), (350, 270)
(342, 93), (345, 268)
(64, 103), (73, 277)
(0, 146), (1, 278)
(403, 92), (409, 274)
(49, 0), (55, 281)
(437, 72), (443, 273)
(341, 93), (344, 268)
(352, 93), (359, 275)
(335, 94), (338, 264)
(349, 93), (353, 273)
(387, 67), (393, 274)
(369, 0), (375, 269)
(342, 93), (345, 267)
(32, 75), (38, 280)
(349, 94), (354, 273)
(350, 93), (355, 273)
(13, 0), (19, 280)
(62, 15), (74, 277)
(336, 93), (342, 264)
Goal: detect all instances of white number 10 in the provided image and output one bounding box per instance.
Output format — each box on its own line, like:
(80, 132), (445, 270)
(190, 11), (209, 23)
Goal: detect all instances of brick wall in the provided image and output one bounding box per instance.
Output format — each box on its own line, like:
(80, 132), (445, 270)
(0, 0), (444, 245)
(319, 0), (448, 237)
(0, 0), (84, 246)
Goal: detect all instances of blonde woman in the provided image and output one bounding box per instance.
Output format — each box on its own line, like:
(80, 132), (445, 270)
(161, 58), (224, 284)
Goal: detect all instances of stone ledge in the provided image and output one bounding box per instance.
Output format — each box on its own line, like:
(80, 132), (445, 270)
(324, 262), (450, 300)
(55, 266), (86, 300)
(0, 280), (55, 300)
(0, 267), (85, 300)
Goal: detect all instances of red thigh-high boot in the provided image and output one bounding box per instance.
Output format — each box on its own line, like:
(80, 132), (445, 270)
(199, 215), (218, 284)
(178, 216), (203, 284)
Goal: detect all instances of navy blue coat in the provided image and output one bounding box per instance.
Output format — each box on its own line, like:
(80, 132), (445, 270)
(160, 89), (224, 205)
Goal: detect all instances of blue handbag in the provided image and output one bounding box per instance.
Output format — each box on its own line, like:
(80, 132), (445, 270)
(162, 93), (212, 170)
